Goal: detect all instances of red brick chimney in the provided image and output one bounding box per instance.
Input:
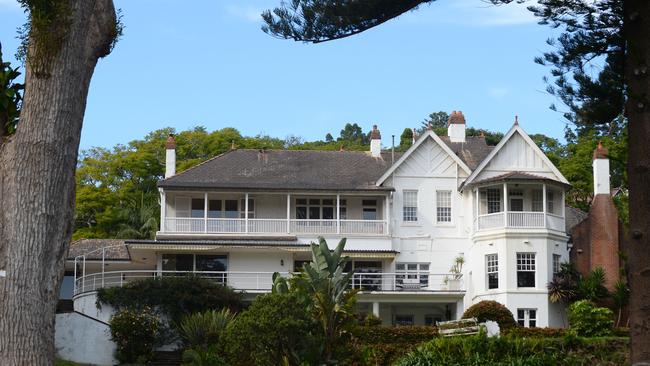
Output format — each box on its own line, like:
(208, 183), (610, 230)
(589, 142), (619, 291)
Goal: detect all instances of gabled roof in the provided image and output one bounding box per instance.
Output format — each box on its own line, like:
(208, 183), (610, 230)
(468, 171), (571, 188)
(461, 123), (570, 189)
(376, 130), (474, 186)
(159, 149), (401, 192)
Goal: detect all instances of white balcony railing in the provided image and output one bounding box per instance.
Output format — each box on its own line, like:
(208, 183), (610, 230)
(163, 218), (388, 235)
(476, 211), (565, 232)
(73, 270), (463, 296)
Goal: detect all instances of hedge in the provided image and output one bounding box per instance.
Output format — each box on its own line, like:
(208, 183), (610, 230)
(350, 326), (439, 365)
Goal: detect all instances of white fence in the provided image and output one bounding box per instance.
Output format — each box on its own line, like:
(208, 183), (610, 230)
(74, 270), (463, 296)
(163, 218), (388, 235)
(476, 211), (565, 232)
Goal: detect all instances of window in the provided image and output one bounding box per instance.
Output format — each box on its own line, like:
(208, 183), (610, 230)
(547, 191), (555, 214)
(436, 190), (452, 223)
(403, 190), (418, 222)
(487, 189), (501, 214)
(239, 198), (255, 218)
(339, 199), (347, 219)
(532, 189), (543, 212)
(162, 253), (228, 283)
(351, 261), (383, 291)
(396, 262), (430, 287)
(362, 200), (378, 220)
(394, 314), (414, 326)
(425, 315), (442, 326)
(206, 199), (240, 218)
(224, 200), (238, 218)
(517, 253), (536, 288)
(191, 198), (204, 218)
(517, 309), (537, 328)
(162, 254), (193, 271)
(509, 189), (523, 212)
(295, 198), (335, 220)
(486, 254), (499, 290)
(553, 254), (561, 275)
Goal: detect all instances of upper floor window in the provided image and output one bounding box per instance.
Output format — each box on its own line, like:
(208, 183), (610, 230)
(403, 190), (418, 222)
(207, 199), (239, 218)
(516, 253), (536, 288)
(509, 189), (523, 212)
(362, 200), (378, 220)
(396, 263), (430, 287)
(296, 198), (334, 220)
(191, 198), (204, 218)
(517, 308), (537, 328)
(486, 254), (499, 289)
(480, 188), (501, 214)
(547, 191), (556, 214)
(339, 199), (347, 219)
(552, 254), (561, 275)
(239, 198), (255, 219)
(436, 190), (452, 223)
(532, 189), (543, 212)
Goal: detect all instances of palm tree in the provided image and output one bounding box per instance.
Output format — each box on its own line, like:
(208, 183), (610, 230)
(115, 192), (159, 239)
(612, 280), (630, 327)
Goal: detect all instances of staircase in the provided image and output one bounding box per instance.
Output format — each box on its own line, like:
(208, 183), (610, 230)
(148, 351), (182, 366)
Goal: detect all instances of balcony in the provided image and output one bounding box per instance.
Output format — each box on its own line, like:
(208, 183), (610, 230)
(476, 211), (565, 231)
(162, 218), (388, 235)
(73, 270), (463, 296)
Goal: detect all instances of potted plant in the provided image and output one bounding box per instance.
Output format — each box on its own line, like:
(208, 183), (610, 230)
(446, 256), (464, 291)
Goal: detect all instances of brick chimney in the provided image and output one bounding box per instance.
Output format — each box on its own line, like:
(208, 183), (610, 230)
(589, 141), (619, 290)
(370, 125), (381, 158)
(165, 133), (176, 178)
(447, 111), (466, 143)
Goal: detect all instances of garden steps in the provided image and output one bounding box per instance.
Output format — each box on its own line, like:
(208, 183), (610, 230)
(148, 351), (182, 366)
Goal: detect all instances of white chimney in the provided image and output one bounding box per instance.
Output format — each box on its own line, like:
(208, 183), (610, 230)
(447, 111), (466, 143)
(165, 133), (176, 178)
(370, 125), (381, 158)
(593, 141), (610, 196)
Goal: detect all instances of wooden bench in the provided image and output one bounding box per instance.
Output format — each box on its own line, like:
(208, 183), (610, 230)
(437, 318), (481, 337)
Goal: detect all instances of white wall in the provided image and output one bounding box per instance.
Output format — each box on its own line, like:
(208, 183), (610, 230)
(55, 313), (116, 366)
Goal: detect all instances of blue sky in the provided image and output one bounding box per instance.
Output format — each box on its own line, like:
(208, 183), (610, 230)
(0, 0), (569, 150)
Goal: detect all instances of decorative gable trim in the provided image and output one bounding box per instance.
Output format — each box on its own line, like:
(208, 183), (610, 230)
(376, 130), (472, 186)
(461, 124), (569, 189)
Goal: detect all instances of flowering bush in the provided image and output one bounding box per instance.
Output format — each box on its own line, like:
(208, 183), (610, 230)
(109, 307), (160, 364)
(462, 300), (517, 330)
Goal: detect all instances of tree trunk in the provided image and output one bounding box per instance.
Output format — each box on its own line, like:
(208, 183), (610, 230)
(624, 0), (650, 363)
(0, 1), (116, 364)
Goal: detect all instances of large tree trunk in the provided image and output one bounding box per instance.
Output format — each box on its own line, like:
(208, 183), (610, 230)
(0, 1), (116, 364)
(624, 0), (650, 364)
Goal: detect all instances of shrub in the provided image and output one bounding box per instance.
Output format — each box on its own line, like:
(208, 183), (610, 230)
(568, 300), (614, 337)
(395, 333), (629, 366)
(97, 276), (243, 325)
(462, 300), (517, 330)
(109, 307), (160, 364)
(351, 325), (439, 365)
(503, 327), (567, 338)
(182, 345), (227, 366)
(179, 309), (236, 349)
(221, 293), (319, 366)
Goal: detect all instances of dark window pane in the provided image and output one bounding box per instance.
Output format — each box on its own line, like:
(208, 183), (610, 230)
(340, 199), (347, 205)
(517, 272), (535, 287)
(488, 273), (499, 289)
(362, 200), (377, 206)
(322, 199), (334, 206)
(510, 199), (523, 212)
(517, 309), (525, 319)
(163, 254), (193, 272)
(529, 321), (536, 328)
(322, 207), (334, 219)
(309, 199), (320, 205)
(339, 207), (347, 219)
(529, 310), (536, 319)
(296, 199), (307, 205)
(294, 260), (311, 271)
(195, 255), (227, 272)
(363, 208), (377, 220)
(518, 320), (525, 327)
(224, 200), (238, 218)
(296, 206), (307, 219)
(208, 200), (222, 218)
(191, 198), (204, 218)
(309, 206), (320, 219)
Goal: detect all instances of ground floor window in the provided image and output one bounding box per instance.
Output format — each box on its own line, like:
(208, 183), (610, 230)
(162, 254), (228, 283)
(396, 262), (430, 288)
(517, 308), (537, 328)
(394, 314), (414, 326)
(424, 315), (442, 326)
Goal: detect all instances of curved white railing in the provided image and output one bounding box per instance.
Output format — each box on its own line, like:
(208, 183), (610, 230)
(476, 212), (565, 232)
(73, 270), (463, 296)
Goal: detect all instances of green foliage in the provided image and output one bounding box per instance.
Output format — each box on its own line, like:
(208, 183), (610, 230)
(108, 307), (160, 364)
(351, 325), (439, 366)
(182, 345), (227, 366)
(421, 111), (449, 130)
(395, 333), (629, 366)
(0, 43), (23, 136)
(96, 276), (242, 326)
(179, 309), (236, 350)
(399, 128), (414, 151)
(578, 267), (609, 302)
(568, 300), (614, 337)
(221, 292), (319, 366)
(462, 300), (517, 330)
(548, 262), (580, 304)
(503, 327), (567, 338)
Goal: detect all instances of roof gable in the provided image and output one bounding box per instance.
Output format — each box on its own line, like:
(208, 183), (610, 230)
(463, 124), (569, 188)
(376, 130), (472, 186)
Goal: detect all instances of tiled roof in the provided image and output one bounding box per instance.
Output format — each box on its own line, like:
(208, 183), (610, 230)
(159, 149), (401, 191)
(438, 136), (494, 170)
(565, 205), (588, 232)
(467, 171), (571, 187)
(67, 239), (130, 261)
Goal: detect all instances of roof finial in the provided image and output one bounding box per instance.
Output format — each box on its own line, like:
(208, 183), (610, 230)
(514, 115), (519, 126)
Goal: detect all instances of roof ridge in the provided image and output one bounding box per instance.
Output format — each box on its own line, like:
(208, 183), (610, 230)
(163, 148), (238, 181)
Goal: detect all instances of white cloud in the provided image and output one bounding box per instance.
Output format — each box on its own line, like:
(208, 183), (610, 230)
(488, 87), (509, 99)
(226, 4), (264, 23)
(404, 0), (537, 27)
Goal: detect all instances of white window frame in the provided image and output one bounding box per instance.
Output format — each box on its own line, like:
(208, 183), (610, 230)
(436, 190), (452, 223)
(532, 189), (543, 212)
(396, 262), (430, 287)
(517, 308), (537, 328)
(362, 199), (378, 220)
(516, 253), (536, 288)
(486, 188), (501, 214)
(552, 254), (561, 275)
(402, 190), (418, 222)
(295, 198), (335, 220)
(547, 191), (555, 214)
(486, 254), (499, 290)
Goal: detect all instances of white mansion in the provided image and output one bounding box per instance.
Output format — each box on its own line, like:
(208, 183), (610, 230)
(64, 112), (585, 331)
